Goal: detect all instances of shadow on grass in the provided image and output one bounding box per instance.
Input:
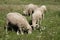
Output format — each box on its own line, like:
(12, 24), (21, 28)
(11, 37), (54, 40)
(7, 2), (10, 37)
(7, 22), (19, 32)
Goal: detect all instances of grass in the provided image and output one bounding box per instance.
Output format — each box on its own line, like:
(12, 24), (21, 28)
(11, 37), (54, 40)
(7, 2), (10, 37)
(0, 0), (60, 5)
(0, 0), (60, 40)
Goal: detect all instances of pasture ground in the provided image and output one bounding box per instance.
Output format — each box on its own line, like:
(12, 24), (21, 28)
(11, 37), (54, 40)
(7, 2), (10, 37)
(0, 0), (60, 40)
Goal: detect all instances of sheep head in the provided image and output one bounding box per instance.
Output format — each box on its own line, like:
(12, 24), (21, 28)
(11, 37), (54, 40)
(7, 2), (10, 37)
(40, 5), (47, 13)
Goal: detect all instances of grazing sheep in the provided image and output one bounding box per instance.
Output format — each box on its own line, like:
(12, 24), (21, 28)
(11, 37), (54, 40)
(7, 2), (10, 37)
(32, 5), (47, 30)
(23, 3), (38, 16)
(6, 12), (32, 35)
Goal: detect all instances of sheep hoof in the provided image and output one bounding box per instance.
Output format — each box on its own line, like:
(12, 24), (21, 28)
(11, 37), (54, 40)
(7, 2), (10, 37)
(21, 33), (24, 35)
(41, 27), (46, 30)
(17, 32), (19, 35)
(28, 31), (32, 34)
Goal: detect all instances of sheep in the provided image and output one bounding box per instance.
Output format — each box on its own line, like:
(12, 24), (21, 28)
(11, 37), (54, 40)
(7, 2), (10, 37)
(23, 3), (38, 17)
(6, 12), (32, 35)
(32, 5), (47, 30)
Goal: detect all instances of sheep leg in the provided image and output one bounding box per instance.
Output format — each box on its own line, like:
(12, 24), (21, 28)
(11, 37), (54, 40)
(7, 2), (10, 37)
(40, 19), (43, 26)
(39, 19), (41, 28)
(6, 20), (9, 35)
(5, 20), (9, 40)
(37, 19), (40, 29)
(28, 27), (32, 34)
(37, 19), (42, 31)
(39, 18), (43, 31)
(19, 27), (24, 35)
(28, 29), (32, 34)
(42, 14), (44, 20)
(5, 20), (8, 40)
(17, 30), (19, 35)
(32, 20), (36, 30)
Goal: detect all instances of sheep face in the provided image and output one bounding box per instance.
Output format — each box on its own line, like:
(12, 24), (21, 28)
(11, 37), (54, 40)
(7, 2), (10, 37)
(40, 5), (47, 12)
(27, 25), (32, 34)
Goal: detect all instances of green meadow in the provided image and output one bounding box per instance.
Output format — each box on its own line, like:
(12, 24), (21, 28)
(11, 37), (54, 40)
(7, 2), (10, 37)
(0, 0), (60, 40)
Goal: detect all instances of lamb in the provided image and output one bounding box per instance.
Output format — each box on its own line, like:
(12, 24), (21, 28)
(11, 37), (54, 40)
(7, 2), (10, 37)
(23, 3), (38, 16)
(32, 5), (47, 30)
(6, 12), (32, 35)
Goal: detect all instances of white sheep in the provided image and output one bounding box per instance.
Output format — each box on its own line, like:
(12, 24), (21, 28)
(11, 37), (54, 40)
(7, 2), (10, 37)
(6, 12), (32, 35)
(23, 3), (38, 16)
(32, 5), (47, 30)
